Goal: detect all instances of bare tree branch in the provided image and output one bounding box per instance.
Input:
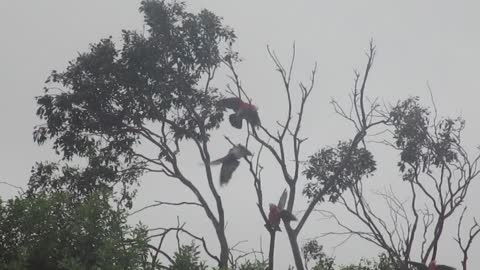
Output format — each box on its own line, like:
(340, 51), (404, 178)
(129, 201), (202, 216)
(0, 181), (24, 194)
(455, 207), (480, 270)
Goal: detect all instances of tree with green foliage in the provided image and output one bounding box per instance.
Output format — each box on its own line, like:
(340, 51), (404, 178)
(0, 188), (149, 270)
(34, 0), (236, 268)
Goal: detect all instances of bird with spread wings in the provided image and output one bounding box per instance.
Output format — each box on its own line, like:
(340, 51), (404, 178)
(218, 97), (261, 129)
(210, 144), (252, 185)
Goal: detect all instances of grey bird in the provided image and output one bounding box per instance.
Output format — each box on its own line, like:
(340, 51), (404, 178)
(211, 144), (252, 185)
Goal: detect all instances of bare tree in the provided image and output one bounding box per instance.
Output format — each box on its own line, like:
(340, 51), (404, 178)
(319, 182), (432, 268)
(455, 207), (480, 270)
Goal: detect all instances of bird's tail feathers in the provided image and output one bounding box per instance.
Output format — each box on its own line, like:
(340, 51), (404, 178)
(280, 210), (297, 222)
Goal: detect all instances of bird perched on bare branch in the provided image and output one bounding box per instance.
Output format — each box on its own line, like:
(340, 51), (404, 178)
(211, 144), (252, 185)
(266, 189), (297, 231)
(218, 97), (261, 129)
(408, 260), (456, 270)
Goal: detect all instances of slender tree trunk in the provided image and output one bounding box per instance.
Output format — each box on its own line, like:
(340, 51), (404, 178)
(461, 258), (467, 270)
(217, 227), (229, 269)
(431, 217), (445, 261)
(268, 230), (276, 270)
(285, 225), (304, 270)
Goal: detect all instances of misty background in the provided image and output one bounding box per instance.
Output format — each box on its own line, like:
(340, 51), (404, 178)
(1, 0), (479, 268)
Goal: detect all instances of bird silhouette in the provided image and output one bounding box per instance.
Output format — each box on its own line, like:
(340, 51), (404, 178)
(407, 260), (456, 270)
(219, 97), (261, 129)
(210, 144), (252, 185)
(266, 189), (297, 231)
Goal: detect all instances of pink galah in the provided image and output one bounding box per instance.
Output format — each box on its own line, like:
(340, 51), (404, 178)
(266, 189), (297, 231)
(218, 97), (261, 129)
(268, 203), (282, 229)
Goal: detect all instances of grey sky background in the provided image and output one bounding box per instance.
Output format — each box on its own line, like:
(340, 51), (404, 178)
(1, 0), (480, 268)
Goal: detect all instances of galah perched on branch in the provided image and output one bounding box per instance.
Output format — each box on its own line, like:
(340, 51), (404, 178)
(407, 260), (456, 270)
(266, 189), (297, 232)
(218, 97), (261, 129)
(210, 144), (252, 185)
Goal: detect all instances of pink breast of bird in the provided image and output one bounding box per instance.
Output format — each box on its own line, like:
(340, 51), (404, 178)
(268, 204), (281, 226)
(239, 101), (257, 111)
(428, 261), (436, 270)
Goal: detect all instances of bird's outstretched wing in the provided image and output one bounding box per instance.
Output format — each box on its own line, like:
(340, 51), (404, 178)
(210, 156), (225, 166)
(277, 189), (288, 210)
(219, 97), (242, 111)
(280, 210), (297, 222)
(407, 261), (427, 270)
(229, 114), (243, 129)
(437, 265), (456, 270)
(220, 158), (240, 185)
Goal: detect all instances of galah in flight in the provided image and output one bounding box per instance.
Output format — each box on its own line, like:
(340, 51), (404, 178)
(267, 189), (297, 231)
(218, 97), (261, 129)
(210, 144), (252, 185)
(407, 260), (456, 270)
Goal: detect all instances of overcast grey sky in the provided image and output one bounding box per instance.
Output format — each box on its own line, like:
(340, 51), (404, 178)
(1, 0), (480, 268)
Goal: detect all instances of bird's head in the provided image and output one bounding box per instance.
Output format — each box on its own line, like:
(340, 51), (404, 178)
(237, 144), (252, 156)
(269, 203), (278, 211)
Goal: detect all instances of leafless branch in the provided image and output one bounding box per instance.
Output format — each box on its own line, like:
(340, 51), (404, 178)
(455, 207), (480, 270)
(147, 220), (221, 265)
(0, 181), (24, 194)
(297, 41), (380, 236)
(129, 201), (202, 216)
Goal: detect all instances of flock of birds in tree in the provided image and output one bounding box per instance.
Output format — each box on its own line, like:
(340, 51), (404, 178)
(211, 96), (297, 231)
(211, 97), (456, 270)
